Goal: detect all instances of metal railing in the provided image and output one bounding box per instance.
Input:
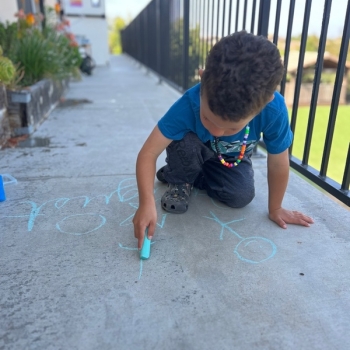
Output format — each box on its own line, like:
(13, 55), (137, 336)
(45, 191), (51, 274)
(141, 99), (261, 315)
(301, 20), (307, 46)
(121, 0), (350, 206)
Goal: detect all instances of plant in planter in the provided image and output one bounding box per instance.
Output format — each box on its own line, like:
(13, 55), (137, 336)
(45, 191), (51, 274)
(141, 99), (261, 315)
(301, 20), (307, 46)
(0, 45), (19, 146)
(0, 46), (16, 85)
(0, 10), (82, 135)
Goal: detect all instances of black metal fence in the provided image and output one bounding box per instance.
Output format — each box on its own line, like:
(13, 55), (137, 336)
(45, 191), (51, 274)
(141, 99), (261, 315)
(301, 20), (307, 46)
(121, 0), (350, 206)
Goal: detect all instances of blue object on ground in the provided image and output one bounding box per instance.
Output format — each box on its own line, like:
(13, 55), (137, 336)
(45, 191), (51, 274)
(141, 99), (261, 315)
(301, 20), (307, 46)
(140, 228), (151, 260)
(0, 175), (6, 202)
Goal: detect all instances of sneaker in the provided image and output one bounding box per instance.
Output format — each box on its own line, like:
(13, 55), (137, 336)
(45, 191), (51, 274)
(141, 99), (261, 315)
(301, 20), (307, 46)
(161, 183), (193, 213)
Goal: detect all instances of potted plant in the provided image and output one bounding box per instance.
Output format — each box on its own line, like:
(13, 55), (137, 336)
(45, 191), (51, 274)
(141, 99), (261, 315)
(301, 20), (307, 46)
(0, 45), (16, 147)
(0, 8), (82, 136)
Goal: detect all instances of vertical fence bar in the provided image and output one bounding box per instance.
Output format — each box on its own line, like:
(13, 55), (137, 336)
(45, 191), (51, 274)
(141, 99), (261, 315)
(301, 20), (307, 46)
(183, 0), (190, 90)
(273, 0), (282, 45)
(250, 0), (257, 34)
(235, 0), (240, 32)
(302, 0), (332, 165)
(140, 13), (144, 62)
(211, 0), (215, 47)
(133, 16), (137, 60)
(178, 0), (182, 86)
(162, 0), (171, 80)
(190, 0), (194, 74)
(257, 0), (271, 37)
(228, 0), (233, 34)
(206, 0), (211, 58)
(202, 0), (207, 67)
(196, 0), (205, 76)
(342, 144), (350, 192)
(242, 0), (248, 30)
(149, 2), (157, 71)
(144, 9), (148, 67)
(198, 0), (201, 67)
(170, 0), (175, 83)
(156, 0), (161, 81)
(222, 0), (226, 37)
(279, 0), (296, 96)
(199, 0), (207, 68)
(289, 0), (312, 153)
(216, 0), (220, 41)
(320, 0), (350, 177)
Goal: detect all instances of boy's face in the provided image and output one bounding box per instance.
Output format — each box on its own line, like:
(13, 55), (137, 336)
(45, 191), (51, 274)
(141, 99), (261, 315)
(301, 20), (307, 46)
(200, 94), (255, 137)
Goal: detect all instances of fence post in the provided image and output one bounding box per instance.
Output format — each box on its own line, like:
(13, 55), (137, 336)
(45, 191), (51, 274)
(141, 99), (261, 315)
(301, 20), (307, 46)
(253, 0), (271, 158)
(156, 0), (162, 83)
(183, 0), (190, 91)
(257, 0), (271, 37)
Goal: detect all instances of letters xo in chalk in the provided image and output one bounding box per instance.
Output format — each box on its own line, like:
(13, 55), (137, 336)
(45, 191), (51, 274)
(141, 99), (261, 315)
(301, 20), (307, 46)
(140, 228), (151, 260)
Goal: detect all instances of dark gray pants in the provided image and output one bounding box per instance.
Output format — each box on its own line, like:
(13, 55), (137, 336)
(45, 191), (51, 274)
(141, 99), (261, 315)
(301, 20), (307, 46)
(161, 132), (255, 208)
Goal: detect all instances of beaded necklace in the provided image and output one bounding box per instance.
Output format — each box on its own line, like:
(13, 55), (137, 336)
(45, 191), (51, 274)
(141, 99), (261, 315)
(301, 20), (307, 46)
(214, 125), (250, 168)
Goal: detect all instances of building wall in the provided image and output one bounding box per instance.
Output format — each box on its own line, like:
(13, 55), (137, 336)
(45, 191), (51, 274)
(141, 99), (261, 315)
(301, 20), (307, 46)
(0, 0), (18, 23)
(68, 17), (109, 66)
(63, 0), (109, 66)
(45, 0), (57, 8)
(0, 0), (58, 23)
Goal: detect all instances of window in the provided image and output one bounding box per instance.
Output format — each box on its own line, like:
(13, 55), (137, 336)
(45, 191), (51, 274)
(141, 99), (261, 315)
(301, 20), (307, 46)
(91, 0), (101, 7)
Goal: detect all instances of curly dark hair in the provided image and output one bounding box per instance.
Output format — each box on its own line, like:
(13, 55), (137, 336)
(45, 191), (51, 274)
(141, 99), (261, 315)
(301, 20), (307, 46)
(201, 30), (284, 121)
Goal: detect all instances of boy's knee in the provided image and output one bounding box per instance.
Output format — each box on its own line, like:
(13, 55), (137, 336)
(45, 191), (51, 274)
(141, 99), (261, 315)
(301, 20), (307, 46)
(208, 188), (255, 208)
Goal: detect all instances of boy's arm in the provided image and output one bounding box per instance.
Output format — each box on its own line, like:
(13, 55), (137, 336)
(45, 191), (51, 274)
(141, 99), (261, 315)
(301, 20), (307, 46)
(133, 125), (172, 248)
(267, 150), (314, 228)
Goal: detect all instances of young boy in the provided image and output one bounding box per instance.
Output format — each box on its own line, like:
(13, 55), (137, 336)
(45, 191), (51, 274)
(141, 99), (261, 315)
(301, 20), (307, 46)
(133, 30), (313, 249)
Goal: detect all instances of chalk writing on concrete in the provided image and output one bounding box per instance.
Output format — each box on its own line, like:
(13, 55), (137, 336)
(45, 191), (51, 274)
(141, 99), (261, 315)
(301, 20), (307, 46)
(1, 177), (278, 279)
(118, 241), (156, 280)
(56, 213), (107, 235)
(203, 211), (277, 263)
(1, 178), (138, 232)
(1, 174), (18, 186)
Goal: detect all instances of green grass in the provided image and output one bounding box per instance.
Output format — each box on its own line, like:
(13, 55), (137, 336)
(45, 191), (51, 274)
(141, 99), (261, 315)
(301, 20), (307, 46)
(289, 105), (350, 185)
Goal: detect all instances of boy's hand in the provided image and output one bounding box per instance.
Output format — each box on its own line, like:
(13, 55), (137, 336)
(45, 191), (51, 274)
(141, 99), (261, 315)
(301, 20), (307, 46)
(269, 207), (314, 229)
(133, 204), (157, 249)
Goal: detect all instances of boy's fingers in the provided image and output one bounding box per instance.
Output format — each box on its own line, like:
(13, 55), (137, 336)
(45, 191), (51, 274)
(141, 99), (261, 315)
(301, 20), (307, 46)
(279, 220), (287, 229)
(294, 216), (312, 227)
(303, 215), (314, 224)
(137, 223), (156, 250)
(147, 223), (156, 239)
(134, 225), (145, 249)
(269, 213), (287, 229)
(138, 240), (142, 250)
(138, 228), (147, 250)
(275, 216), (287, 229)
(290, 212), (313, 226)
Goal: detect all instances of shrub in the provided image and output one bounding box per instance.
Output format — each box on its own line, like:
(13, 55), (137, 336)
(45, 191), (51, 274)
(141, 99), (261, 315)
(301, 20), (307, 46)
(0, 46), (16, 85)
(0, 11), (82, 88)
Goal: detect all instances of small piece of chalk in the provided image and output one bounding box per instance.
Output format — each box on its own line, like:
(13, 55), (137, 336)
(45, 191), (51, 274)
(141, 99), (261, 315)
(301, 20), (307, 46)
(140, 228), (151, 260)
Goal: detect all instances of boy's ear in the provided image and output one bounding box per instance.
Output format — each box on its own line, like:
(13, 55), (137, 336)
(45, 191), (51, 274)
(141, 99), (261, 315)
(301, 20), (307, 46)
(198, 69), (204, 78)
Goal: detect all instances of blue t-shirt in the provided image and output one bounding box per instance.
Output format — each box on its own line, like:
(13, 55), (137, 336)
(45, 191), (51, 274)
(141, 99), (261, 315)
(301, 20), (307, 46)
(158, 83), (293, 156)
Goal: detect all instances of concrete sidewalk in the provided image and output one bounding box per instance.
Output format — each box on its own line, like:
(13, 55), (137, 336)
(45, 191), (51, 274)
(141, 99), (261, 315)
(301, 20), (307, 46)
(1, 55), (350, 350)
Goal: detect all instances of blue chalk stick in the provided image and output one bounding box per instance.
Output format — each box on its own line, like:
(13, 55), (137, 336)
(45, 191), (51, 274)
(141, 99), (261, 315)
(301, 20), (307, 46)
(140, 228), (151, 260)
(0, 175), (6, 202)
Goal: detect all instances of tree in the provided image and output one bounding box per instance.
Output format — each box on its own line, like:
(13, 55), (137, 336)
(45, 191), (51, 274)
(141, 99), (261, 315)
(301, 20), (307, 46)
(109, 17), (126, 55)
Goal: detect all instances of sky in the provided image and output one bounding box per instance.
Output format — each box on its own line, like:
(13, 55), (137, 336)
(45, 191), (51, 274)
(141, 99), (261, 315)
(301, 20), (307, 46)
(105, 0), (150, 22)
(105, 0), (348, 38)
